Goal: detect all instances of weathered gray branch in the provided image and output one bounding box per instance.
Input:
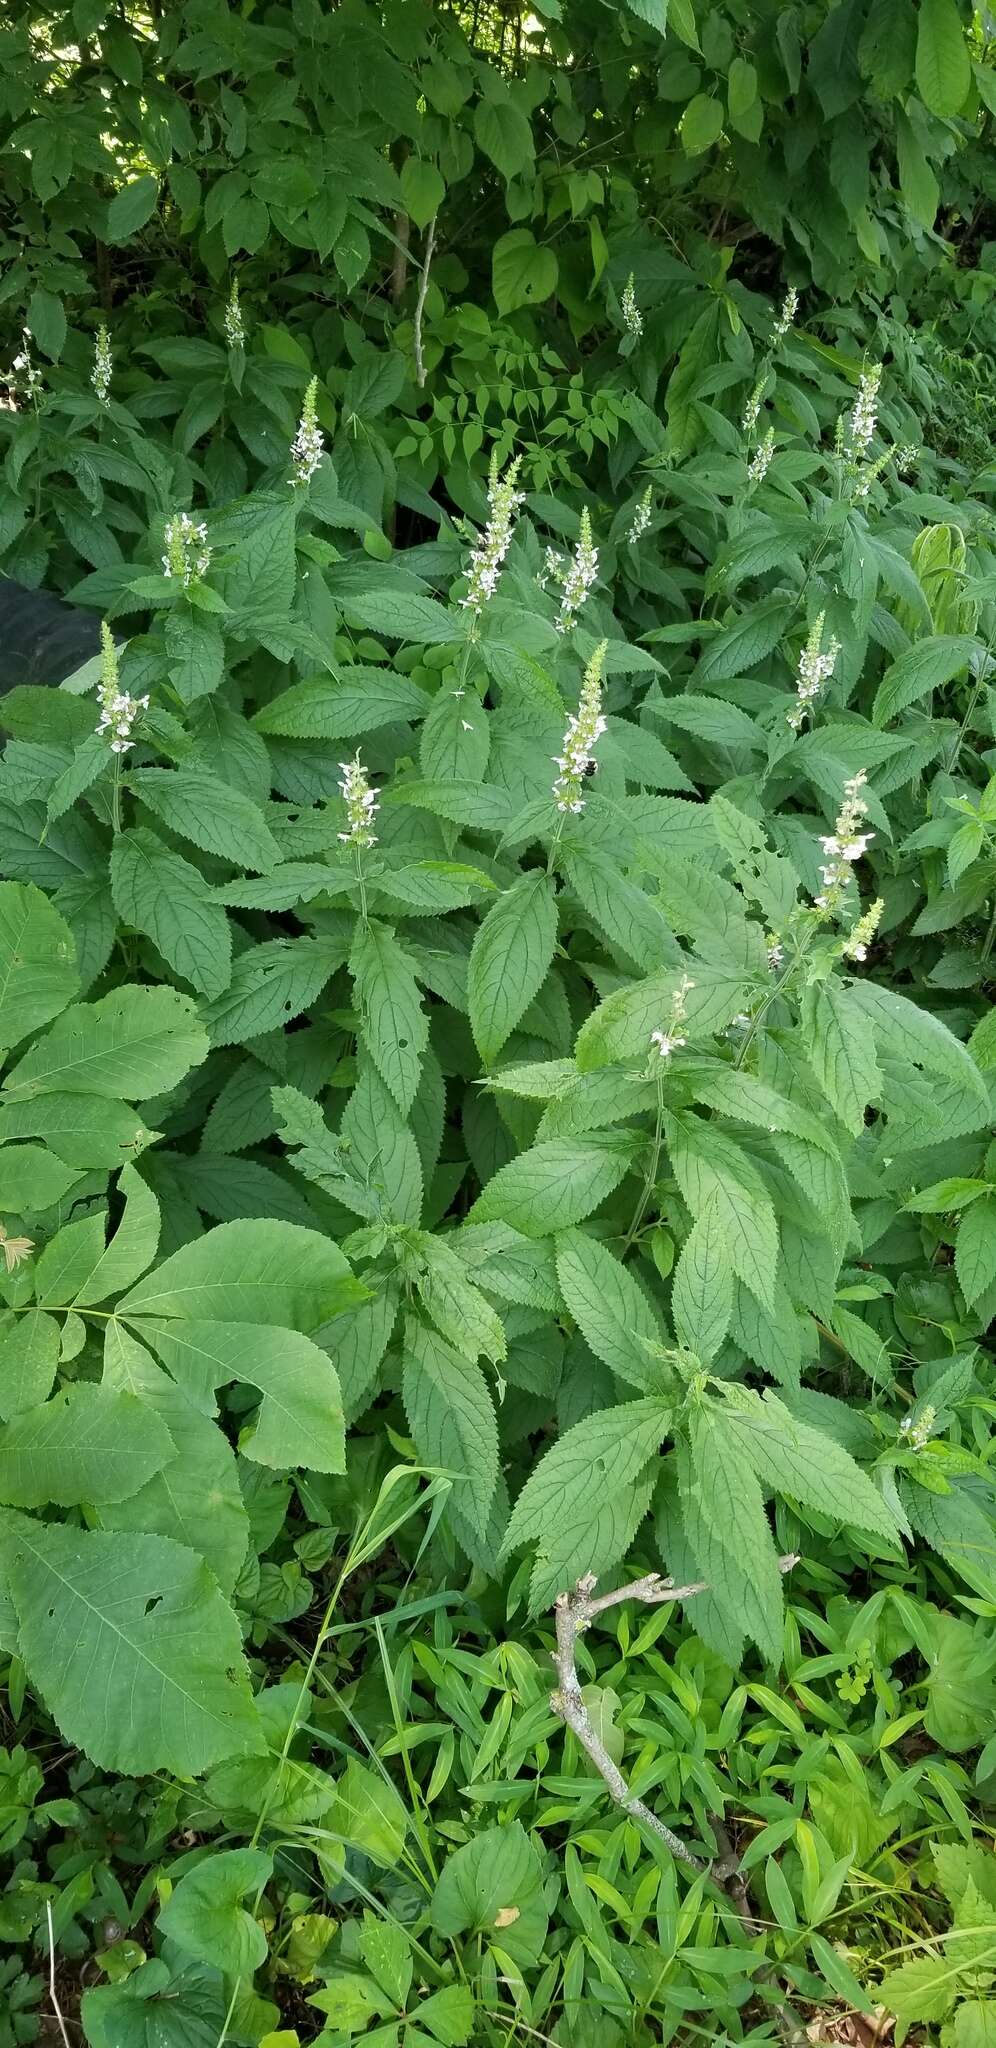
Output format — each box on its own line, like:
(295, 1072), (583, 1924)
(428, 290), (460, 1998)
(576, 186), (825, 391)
(413, 216), (436, 390)
(549, 1560), (799, 1893)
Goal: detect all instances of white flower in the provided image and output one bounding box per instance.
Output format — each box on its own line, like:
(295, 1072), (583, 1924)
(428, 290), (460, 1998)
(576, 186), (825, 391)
(730, 1012), (751, 1031)
(767, 940), (784, 970)
(847, 363), (882, 462)
(650, 974), (694, 1061)
(621, 274), (643, 339)
(814, 773), (874, 920)
(10, 329), (42, 397)
(747, 428), (775, 486)
(900, 1405), (935, 1452)
(842, 896), (883, 964)
(291, 376), (324, 486)
(556, 508), (598, 634)
(91, 324), (112, 404)
(163, 511), (211, 587)
(537, 546), (564, 592)
(553, 640), (608, 814)
(461, 452), (524, 614)
(95, 621), (148, 755)
(626, 486), (652, 545)
(224, 276), (245, 350)
(651, 1029), (686, 1059)
(786, 611), (840, 731)
(742, 380), (764, 434)
(338, 754), (378, 848)
(771, 285), (798, 344)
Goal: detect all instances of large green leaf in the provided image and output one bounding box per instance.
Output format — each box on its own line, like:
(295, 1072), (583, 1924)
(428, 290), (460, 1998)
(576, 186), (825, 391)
(117, 1218), (361, 1328)
(915, 0), (971, 114)
(137, 1318), (346, 1472)
(0, 1512), (262, 1773)
(0, 881), (78, 1045)
(0, 1383), (173, 1507)
(158, 1847), (272, 1975)
(110, 829), (232, 1000)
(554, 1229), (663, 1388)
(2, 985), (207, 1101)
(468, 871), (558, 1066)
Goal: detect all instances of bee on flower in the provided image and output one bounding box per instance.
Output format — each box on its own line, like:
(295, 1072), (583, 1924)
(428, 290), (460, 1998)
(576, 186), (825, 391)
(92, 325), (112, 404)
(291, 376), (324, 486)
(163, 512), (211, 587)
(338, 754), (379, 849)
(95, 621), (148, 755)
(552, 640), (608, 814)
(650, 974), (694, 1061)
(620, 274), (643, 340)
(461, 452), (524, 615)
(814, 772), (874, 917)
(556, 508), (598, 634)
(786, 612), (840, 731)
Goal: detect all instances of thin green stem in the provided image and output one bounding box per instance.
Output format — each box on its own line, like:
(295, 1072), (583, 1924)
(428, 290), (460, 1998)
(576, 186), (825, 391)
(620, 1068), (666, 1257)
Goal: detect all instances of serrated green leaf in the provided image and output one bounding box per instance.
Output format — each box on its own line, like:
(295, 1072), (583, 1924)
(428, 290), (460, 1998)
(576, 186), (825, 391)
(554, 1228), (662, 1387)
(671, 1202), (733, 1362)
(128, 767), (280, 872)
(403, 1319), (499, 1540)
(350, 918), (427, 1114)
(111, 828), (232, 1000)
(468, 871), (558, 1066)
(469, 1132), (638, 1235)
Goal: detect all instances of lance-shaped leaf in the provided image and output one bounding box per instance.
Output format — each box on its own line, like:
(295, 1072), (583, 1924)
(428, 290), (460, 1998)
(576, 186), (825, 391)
(468, 870), (558, 1067)
(555, 1229), (663, 1388)
(402, 1319), (499, 1540)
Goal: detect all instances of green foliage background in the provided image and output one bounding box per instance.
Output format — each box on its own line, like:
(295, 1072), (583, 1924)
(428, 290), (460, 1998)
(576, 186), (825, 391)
(1, 1), (996, 2044)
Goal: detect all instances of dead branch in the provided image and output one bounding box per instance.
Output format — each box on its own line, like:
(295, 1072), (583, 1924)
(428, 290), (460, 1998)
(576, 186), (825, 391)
(549, 1559), (799, 1896)
(413, 216), (436, 390)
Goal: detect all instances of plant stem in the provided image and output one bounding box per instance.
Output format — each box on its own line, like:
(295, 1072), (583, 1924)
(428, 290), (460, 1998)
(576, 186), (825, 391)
(620, 1068), (665, 1256)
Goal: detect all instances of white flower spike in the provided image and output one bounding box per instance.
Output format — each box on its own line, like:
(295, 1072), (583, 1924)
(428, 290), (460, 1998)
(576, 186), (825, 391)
(556, 508), (598, 634)
(291, 376), (324, 486)
(461, 452), (524, 616)
(163, 512), (211, 587)
(96, 622), (148, 755)
(92, 325), (112, 404)
(553, 639), (608, 815)
(338, 754), (379, 849)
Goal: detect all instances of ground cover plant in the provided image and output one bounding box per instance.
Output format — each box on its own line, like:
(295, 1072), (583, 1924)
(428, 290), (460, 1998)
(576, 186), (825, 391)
(2, 1), (996, 2044)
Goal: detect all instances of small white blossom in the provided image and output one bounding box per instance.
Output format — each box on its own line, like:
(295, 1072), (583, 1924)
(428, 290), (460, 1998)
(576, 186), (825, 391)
(814, 773), (873, 919)
(95, 621), (148, 755)
(461, 452), (524, 615)
(291, 376), (324, 486)
(747, 428), (775, 487)
(91, 324), (112, 404)
(730, 1012), (752, 1031)
(621, 274), (643, 339)
(224, 276), (246, 350)
(163, 511), (211, 587)
(626, 486), (652, 545)
(10, 329), (42, 398)
(650, 975), (694, 1061)
(786, 611), (840, 731)
(894, 442), (918, 476)
(767, 940), (784, 970)
(556, 508), (598, 634)
(771, 285), (798, 344)
(847, 363), (882, 462)
(338, 753), (378, 848)
(742, 380), (764, 434)
(900, 1404), (935, 1453)
(842, 896), (883, 964)
(553, 640), (607, 814)
(537, 546), (564, 592)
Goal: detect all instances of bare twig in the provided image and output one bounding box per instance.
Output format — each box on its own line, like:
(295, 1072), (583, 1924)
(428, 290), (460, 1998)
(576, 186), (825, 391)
(46, 1900), (73, 2048)
(549, 1560), (799, 1894)
(413, 216), (436, 390)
